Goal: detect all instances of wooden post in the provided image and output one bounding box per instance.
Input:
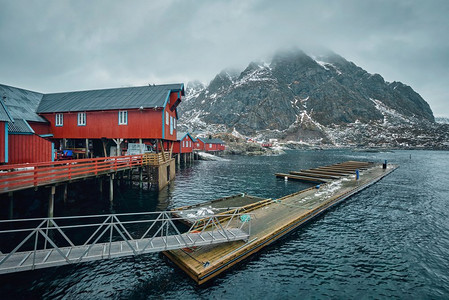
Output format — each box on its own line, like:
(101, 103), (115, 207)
(85, 138), (89, 158)
(8, 192), (13, 219)
(169, 142), (174, 159)
(112, 138), (123, 156)
(48, 186), (56, 218)
(63, 183), (68, 203)
(102, 140), (108, 157)
(109, 174), (114, 202)
(160, 140), (167, 162)
(139, 138), (144, 154)
(139, 167), (143, 189)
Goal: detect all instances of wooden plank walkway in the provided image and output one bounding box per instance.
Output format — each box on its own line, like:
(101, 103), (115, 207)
(275, 173), (330, 183)
(0, 153), (171, 194)
(164, 161), (397, 284)
(276, 160), (374, 184)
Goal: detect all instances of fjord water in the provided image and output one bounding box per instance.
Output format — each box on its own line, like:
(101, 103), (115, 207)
(1, 150), (449, 299)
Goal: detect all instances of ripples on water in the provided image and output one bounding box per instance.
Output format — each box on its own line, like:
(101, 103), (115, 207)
(1, 150), (449, 299)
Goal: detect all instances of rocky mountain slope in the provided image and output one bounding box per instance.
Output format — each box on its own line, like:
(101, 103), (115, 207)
(179, 49), (447, 150)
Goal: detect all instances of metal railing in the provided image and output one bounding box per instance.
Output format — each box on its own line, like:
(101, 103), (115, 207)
(0, 210), (251, 274)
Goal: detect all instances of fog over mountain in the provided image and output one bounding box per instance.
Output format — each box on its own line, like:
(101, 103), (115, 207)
(179, 49), (448, 150)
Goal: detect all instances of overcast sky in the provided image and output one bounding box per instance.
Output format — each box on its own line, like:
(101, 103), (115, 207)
(1, 0), (448, 116)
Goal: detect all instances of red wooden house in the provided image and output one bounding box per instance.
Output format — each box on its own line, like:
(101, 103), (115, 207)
(173, 132), (195, 164)
(36, 84), (184, 158)
(0, 101), (14, 163)
(194, 137), (225, 152)
(0, 84), (54, 164)
(173, 132), (195, 154)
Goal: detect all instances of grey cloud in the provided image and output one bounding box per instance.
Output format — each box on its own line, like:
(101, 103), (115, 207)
(0, 0), (448, 116)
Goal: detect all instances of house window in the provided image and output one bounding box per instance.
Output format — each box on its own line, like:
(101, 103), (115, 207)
(119, 110), (128, 125)
(55, 113), (63, 126)
(209, 144), (212, 149)
(197, 143), (200, 147)
(170, 116), (173, 135)
(174, 118), (176, 129)
(182, 141), (185, 147)
(166, 112), (169, 125)
(77, 112), (86, 126)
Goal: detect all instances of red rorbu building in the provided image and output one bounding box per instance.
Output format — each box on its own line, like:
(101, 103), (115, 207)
(36, 84), (184, 158)
(194, 137), (225, 152)
(173, 132), (195, 154)
(173, 132), (195, 164)
(0, 84), (54, 164)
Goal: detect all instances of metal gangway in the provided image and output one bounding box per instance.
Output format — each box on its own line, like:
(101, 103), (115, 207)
(0, 210), (251, 274)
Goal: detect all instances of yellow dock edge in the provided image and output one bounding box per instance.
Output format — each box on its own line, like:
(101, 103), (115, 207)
(165, 165), (398, 285)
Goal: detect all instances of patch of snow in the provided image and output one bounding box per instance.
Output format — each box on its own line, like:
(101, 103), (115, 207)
(198, 152), (229, 161)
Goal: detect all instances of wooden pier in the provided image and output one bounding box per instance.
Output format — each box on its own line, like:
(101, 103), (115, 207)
(164, 161), (398, 284)
(0, 153), (175, 219)
(275, 160), (374, 183)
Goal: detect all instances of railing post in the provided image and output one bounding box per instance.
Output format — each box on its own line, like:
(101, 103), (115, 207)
(114, 157), (117, 171)
(68, 163), (72, 180)
(95, 160), (98, 175)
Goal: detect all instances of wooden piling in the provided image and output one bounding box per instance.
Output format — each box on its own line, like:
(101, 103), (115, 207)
(48, 186), (55, 218)
(109, 174), (114, 202)
(139, 167), (143, 189)
(63, 183), (68, 203)
(8, 192), (13, 219)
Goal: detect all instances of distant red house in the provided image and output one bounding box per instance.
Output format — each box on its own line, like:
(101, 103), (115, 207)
(173, 132), (195, 154)
(194, 137), (225, 152)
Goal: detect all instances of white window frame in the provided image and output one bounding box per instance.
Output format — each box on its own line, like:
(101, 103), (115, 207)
(55, 113), (63, 126)
(174, 118), (176, 129)
(209, 144), (212, 149)
(118, 110), (128, 125)
(77, 112), (86, 126)
(182, 140), (185, 147)
(166, 111), (169, 125)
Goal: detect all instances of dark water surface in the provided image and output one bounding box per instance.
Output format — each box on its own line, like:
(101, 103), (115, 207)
(1, 150), (449, 299)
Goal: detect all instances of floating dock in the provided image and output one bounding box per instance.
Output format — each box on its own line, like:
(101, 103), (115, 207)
(164, 161), (398, 284)
(275, 160), (374, 183)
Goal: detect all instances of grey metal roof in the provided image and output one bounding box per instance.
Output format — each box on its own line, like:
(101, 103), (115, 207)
(8, 119), (35, 134)
(37, 84), (185, 113)
(0, 84), (46, 122)
(0, 101), (13, 122)
(176, 132), (194, 141)
(197, 137), (225, 144)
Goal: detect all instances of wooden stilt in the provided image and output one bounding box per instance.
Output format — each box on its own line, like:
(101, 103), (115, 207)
(8, 192), (13, 219)
(109, 174), (114, 202)
(63, 183), (68, 203)
(48, 186), (56, 218)
(85, 138), (89, 158)
(139, 167), (143, 189)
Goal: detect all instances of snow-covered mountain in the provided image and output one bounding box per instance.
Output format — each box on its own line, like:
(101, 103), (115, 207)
(179, 49), (448, 149)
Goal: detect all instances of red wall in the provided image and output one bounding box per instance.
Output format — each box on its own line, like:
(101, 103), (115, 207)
(0, 122), (5, 163)
(29, 121), (51, 135)
(194, 139), (205, 151)
(162, 92), (179, 141)
(40, 91), (180, 141)
(173, 135), (194, 154)
(8, 134), (53, 164)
